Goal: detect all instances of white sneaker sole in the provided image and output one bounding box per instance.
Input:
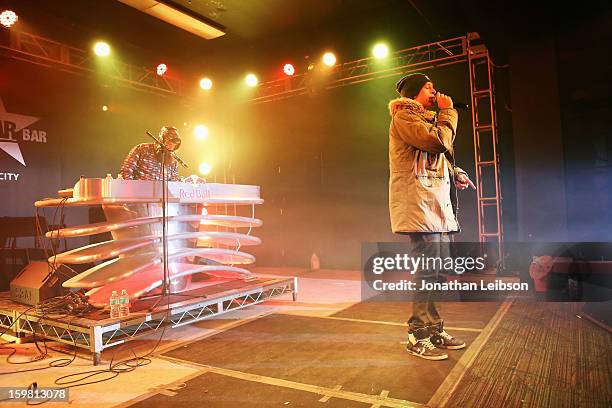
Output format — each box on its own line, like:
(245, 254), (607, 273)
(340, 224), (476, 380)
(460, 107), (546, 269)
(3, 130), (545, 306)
(406, 349), (448, 360)
(437, 343), (466, 350)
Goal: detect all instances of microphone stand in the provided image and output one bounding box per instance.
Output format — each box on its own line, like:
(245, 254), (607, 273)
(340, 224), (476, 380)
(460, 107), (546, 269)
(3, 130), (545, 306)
(139, 131), (194, 311)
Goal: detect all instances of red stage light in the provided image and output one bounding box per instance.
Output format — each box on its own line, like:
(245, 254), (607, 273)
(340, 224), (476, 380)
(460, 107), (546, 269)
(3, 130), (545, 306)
(283, 63), (295, 76)
(156, 63), (168, 76)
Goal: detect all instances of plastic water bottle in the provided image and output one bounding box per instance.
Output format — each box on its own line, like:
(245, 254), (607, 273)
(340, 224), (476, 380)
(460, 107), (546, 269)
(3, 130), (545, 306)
(119, 289), (130, 317)
(110, 291), (120, 318)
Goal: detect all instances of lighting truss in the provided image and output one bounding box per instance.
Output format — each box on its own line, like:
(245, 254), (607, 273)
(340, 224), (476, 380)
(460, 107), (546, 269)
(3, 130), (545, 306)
(250, 35), (468, 104)
(0, 30), (184, 97)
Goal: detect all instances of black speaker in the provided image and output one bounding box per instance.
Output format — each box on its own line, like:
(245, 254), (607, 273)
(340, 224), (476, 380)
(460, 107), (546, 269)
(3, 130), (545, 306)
(0, 248), (47, 291)
(10, 261), (72, 306)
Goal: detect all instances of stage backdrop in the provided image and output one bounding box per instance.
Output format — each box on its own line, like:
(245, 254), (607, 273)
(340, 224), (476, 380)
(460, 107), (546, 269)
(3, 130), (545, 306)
(1, 57), (480, 270)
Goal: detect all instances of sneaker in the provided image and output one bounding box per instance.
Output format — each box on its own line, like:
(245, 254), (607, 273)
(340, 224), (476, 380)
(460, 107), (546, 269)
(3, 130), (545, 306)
(406, 326), (448, 360)
(430, 321), (466, 350)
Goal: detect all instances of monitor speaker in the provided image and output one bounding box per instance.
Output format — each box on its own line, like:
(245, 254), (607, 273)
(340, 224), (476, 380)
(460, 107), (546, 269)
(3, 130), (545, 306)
(10, 261), (73, 306)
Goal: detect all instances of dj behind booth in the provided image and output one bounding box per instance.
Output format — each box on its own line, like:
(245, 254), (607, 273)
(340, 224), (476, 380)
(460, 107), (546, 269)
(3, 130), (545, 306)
(10, 121), (263, 305)
(8, 125), (184, 308)
(8, 125), (195, 309)
(119, 125), (196, 183)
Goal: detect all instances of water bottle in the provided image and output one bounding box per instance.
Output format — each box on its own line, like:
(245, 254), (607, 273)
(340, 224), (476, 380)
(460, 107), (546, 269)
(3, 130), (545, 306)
(109, 290), (120, 318)
(119, 289), (130, 317)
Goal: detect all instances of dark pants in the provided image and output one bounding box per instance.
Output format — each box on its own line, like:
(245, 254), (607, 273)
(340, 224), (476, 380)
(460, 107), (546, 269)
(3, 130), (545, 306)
(400, 232), (451, 329)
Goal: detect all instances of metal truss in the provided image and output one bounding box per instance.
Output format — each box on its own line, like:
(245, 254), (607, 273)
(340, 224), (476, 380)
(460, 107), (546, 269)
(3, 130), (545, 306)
(100, 279), (295, 350)
(0, 309), (16, 332)
(0, 30), (184, 97)
(467, 33), (504, 267)
(1, 277), (296, 365)
(250, 35), (468, 104)
(18, 316), (91, 348)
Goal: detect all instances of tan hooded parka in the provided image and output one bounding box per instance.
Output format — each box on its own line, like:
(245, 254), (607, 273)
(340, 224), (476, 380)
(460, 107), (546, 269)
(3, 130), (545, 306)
(388, 97), (466, 233)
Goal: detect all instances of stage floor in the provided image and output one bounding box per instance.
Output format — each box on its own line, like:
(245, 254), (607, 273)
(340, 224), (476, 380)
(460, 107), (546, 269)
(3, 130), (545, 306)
(155, 312), (483, 405)
(1, 268), (610, 408)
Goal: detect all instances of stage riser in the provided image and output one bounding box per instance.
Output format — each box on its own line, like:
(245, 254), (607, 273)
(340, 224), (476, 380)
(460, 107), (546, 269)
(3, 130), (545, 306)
(0, 277), (297, 365)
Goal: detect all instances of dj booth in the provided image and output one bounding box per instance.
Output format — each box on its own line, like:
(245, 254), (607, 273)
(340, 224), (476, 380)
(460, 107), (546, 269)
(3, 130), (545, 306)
(1, 177), (297, 364)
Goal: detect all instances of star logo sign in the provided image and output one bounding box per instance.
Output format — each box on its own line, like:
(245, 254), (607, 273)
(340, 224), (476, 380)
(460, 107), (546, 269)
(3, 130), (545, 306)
(0, 97), (41, 166)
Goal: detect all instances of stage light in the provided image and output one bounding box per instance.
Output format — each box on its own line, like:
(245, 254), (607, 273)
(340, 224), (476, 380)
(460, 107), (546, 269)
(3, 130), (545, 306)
(283, 63), (295, 76)
(0, 10), (17, 28)
(194, 124), (209, 140)
(373, 43), (389, 59)
(245, 73), (258, 87)
(102, 105), (108, 112)
(322, 52), (336, 67)
(156, 63), (167, 76)
(199, 162), (212, 175)
(93, 42), (111, 57)
(199, 77), (213, 90)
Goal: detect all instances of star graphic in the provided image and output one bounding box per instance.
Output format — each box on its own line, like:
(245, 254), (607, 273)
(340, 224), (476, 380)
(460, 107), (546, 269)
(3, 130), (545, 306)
(0, 97), (40, 167)
(0, 142), (25, 166)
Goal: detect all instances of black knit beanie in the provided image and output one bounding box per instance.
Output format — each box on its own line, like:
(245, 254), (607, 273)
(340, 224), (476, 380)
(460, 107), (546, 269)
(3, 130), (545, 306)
(395, 73), (431, 99)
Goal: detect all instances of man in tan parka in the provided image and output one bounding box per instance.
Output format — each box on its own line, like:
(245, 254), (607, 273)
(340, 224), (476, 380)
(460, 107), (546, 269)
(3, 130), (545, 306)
(389, 73), (475, 360)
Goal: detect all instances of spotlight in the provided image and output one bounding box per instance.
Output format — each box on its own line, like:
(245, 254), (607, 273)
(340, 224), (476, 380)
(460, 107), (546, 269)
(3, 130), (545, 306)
(199, 77), (213, 90)
(199, 162), (212, 175)
(245, 73), (258, 87)
(93, 42), (111, 57)
(102, 105), (108, 112)
(194, 124), (209, 140)
(322, 52), (336, 67)
(0, 10), (18, 28)
(283, 63), (295, 76)
(156, 63), (167, 76)
(372, 43), (389, 59)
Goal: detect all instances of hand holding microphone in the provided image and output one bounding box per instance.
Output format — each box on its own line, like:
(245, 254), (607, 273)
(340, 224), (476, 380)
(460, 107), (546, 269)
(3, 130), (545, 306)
(435, 92), (453, 109)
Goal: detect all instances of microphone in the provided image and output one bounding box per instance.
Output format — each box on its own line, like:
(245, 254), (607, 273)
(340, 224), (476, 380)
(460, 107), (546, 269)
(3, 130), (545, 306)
(454, 101), (470, 110)
(434, 92), (470, 110)
(145, 131), (188, 168)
